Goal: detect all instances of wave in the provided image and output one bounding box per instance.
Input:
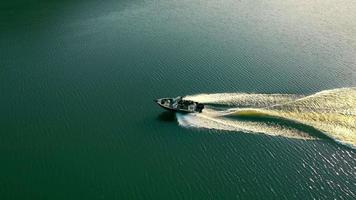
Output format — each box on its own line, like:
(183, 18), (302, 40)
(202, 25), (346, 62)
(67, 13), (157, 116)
(178, 87), (356, 148)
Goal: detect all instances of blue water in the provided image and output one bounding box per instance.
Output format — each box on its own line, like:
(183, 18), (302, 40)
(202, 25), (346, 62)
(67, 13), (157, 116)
(1, 0), (355, 199)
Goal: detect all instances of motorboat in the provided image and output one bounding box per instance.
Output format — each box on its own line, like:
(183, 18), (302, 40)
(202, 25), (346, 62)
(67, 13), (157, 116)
(155, 96), (204, 113)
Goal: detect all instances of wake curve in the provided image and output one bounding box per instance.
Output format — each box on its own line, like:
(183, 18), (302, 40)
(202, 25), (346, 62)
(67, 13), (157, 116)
(178, 88), (356, 148)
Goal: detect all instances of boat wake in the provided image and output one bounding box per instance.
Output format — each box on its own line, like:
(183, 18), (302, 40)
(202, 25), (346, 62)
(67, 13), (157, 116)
(178, 88), (356, 148)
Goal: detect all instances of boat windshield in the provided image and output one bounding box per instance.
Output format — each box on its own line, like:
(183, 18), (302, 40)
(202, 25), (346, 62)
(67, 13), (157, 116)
(173, 96), (182, 103)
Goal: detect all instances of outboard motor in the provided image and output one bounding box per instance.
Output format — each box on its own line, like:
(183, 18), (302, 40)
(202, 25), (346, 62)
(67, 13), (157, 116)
(196, 104), (204, 113)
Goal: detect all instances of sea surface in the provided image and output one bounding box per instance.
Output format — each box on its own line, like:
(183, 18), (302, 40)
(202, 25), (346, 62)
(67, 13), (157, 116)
(1, 0), (356, 199)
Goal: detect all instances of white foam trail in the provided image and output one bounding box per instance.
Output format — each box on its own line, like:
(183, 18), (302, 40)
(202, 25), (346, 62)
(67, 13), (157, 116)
(184, 93), (302, 107)
(176, 109), (315, 140)
(178, 88), (356, 148)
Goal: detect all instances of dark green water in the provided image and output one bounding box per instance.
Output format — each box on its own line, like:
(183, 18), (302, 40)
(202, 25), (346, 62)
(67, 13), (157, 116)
(1, 0), (355, 199)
